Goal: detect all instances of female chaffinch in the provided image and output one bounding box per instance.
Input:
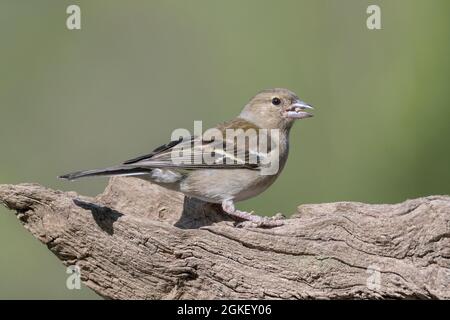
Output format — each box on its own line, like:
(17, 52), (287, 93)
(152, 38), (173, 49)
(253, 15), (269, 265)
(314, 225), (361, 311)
(60, 88), (313, 227)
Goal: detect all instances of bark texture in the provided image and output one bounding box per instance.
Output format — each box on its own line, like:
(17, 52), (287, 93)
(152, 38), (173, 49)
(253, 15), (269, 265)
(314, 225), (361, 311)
(0, 177), (449, 299)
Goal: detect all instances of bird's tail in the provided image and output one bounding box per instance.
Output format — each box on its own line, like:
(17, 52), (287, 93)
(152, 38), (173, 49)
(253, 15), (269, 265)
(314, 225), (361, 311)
(58, 165), (150, 181)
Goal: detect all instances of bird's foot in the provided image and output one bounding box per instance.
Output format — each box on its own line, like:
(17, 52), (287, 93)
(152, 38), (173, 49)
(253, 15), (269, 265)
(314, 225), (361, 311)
(235, 219), (284, 228)
(221, 199), (285, 228)
(235, 212), (285, 228)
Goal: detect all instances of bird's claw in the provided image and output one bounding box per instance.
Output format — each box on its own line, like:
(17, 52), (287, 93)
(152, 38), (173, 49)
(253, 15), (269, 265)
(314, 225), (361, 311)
(235, 215), (285, 228)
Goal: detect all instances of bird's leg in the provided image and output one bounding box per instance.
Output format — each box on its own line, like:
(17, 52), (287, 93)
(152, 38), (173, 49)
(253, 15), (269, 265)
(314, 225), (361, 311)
(221, 199), (285, 228)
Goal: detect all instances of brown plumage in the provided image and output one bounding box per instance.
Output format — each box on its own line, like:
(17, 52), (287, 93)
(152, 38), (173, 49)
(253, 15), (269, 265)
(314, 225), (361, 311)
(60, 88), (314, 227)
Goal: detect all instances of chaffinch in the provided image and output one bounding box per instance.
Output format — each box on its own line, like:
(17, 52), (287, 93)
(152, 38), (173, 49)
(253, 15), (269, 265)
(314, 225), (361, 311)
(60, 88), (313, 227)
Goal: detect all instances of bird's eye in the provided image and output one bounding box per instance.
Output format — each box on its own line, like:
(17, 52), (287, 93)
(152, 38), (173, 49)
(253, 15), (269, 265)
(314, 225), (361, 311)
(271, 97), (281, 106)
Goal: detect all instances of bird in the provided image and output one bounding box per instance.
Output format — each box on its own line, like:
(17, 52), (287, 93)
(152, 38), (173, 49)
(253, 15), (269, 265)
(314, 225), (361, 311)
(59, 88), (314, 227)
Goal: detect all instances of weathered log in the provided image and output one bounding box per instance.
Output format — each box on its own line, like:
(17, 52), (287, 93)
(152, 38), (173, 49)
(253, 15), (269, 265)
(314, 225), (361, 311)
(0, 177), (449, 299)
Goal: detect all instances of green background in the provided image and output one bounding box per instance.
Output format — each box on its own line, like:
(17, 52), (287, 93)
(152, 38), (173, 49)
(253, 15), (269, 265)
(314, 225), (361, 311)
(0, 0), (449, 299)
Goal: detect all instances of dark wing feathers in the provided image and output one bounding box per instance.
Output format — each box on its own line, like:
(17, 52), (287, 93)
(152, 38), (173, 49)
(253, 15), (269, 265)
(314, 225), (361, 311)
(60, 118), (268, 181)
(123, 137), (185, 164)
(122, 118), (267, 170)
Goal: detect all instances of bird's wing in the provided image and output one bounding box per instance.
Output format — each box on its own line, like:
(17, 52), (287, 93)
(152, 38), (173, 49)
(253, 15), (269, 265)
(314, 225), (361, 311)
(122, 118), (275, 170)
(122, 135), (261, 170)
(123, 137), (187, 165)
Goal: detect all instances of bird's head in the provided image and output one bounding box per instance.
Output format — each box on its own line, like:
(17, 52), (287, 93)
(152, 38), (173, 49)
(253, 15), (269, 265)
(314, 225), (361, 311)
(239, 88), (314, 130)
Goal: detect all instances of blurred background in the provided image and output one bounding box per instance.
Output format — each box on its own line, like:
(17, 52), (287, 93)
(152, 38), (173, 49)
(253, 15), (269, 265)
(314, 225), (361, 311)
(0, 0), (449, 299)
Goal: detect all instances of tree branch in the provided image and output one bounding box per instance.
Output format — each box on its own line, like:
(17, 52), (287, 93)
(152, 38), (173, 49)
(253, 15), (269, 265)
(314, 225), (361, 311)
(0, 178), (449, 299)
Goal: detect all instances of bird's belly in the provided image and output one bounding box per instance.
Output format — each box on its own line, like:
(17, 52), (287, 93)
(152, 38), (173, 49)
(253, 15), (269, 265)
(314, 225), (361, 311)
(179, 169), (278, 203)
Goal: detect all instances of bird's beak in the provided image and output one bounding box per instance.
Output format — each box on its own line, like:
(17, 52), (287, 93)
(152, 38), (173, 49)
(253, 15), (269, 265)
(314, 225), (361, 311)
(284, 100), (314, 119)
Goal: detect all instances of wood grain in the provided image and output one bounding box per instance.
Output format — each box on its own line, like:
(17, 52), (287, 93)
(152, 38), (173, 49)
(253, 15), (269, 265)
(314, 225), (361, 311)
(1, 177), (449, 299)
